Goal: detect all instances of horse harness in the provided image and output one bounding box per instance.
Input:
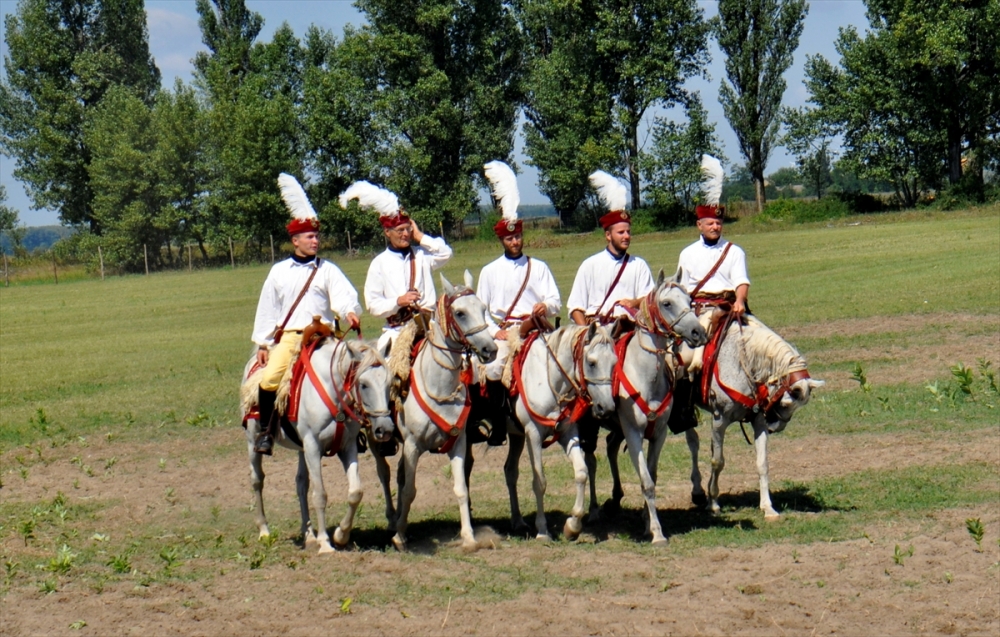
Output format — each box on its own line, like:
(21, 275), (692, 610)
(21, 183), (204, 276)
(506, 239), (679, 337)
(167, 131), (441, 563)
(408, 288), (489, 455)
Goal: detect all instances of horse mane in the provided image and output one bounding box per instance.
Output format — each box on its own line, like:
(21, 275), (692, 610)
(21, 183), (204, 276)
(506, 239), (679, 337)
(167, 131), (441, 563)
(347, 339), (386, 379)
(738, 316), (807, 384)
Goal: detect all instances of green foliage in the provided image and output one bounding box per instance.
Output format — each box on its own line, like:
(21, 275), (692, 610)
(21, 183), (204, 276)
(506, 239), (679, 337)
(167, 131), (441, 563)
(756, 198), (849, 224)
(965, 518), (985, 550)
(781, 107), (835, 198)
(850, 363), (873, 393)
(716, 0), (808, 211)
(892, 543), (914, 566)
(107, 553), (132, 574)
(44, 545), (77, 574)
(0, 0), (160, 231)
(641, 94), (725, 222)
(803, 0), (1000, 206)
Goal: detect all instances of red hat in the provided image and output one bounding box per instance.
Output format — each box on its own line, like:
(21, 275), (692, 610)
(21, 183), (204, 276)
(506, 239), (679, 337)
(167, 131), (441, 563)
(379, 210), (411, 229)
(695, 205), (722, 220)
(286, 217), (320, 236)
(599, 210), (631, 230)
(493, 218), (523, 238)
(278, 173), (321, 237)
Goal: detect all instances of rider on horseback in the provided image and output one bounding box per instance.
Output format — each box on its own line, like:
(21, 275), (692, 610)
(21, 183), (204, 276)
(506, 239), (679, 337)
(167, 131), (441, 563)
(252, 174), (362, 455)
(475, 161), (562, 446)
(344, 182), (453, 353)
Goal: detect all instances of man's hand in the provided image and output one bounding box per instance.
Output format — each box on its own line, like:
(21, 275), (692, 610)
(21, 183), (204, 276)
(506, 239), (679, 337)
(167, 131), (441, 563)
(571, 309), (588, 326)
(618, 297), (640, 310)
(346, 312), (360, 330)
(733, 283), (749, 321)
(531, 302), (548, 318)
(397, 290), (421, 307)
(256, 347), (269, 367)
(496, 329), (508, 341)
(409, 219), (424, 243)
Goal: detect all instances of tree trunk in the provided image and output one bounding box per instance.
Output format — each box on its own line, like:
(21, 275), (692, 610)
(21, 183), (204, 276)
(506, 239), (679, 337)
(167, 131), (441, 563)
(947, 127), (963, 185)
(628, 122), (641, 210)
(754, 176), (766, 213)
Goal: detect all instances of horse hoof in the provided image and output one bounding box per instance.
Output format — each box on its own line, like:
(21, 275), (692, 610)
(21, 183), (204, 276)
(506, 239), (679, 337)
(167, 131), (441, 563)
(258, 529), (271, 540)
(333, 528), (350, 548)
(461, 540), (479, 553)
(763, 510), (781, 521)
(317, 543), (336, 555)
(391, 535), (407, 552)
(691, 492), (708, 508)
(651, 537), (669, 547)
(535, 533), (552, 542)
(563, 518), (582, 541)
(304, 535), (319, 550)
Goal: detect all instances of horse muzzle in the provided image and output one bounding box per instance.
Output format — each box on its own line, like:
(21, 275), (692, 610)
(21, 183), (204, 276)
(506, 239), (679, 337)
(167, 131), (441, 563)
(370, 417), (395, 443)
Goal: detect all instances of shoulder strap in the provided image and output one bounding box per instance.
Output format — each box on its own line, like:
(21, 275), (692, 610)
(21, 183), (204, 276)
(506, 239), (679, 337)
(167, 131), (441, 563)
(595, 253), (629, 318)
(408, 249), (417, 291)
(500, 257), (532, 325)
(277, 258), (322, 335)
(691, 243), (732, 297)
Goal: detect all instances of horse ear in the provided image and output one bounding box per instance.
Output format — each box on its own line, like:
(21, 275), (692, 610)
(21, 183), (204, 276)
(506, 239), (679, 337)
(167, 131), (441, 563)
(463, 269), (474, 289)
(672, 266), (683, 284)
(656, 268), (665, 286)
(381, 341), (392, 360)
(440, 273), (455, 295)
(586, 321), (599, 342)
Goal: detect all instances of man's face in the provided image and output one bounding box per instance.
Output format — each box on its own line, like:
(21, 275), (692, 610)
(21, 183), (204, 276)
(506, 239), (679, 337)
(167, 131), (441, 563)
(605, 222), (631, 253)
(697, 217), (723, 241)
(291, 231), (319, 257)
(501, 233), (523, 257)
(384, 223), (412, 249)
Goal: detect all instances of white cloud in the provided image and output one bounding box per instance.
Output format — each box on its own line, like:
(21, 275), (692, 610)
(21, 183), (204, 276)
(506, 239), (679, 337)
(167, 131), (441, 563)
(146, 7), (203, 83)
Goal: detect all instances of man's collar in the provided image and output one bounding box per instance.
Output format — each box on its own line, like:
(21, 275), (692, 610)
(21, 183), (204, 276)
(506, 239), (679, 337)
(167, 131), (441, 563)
(605, 247), (627, 261)
(387, 244), (411, 256)
(503, 252), (527, 263)
(700, 236), (724, 248)
(291, 253), (317, 264)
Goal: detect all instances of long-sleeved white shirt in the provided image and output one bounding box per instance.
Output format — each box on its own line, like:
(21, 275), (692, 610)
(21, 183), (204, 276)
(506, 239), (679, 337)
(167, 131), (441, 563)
(567, 249), (655, 318)
(676, 237), (750, 295)
(251, 257), (362, 346)
(364, 235), (453, 320)
(476, 254), (561, 337)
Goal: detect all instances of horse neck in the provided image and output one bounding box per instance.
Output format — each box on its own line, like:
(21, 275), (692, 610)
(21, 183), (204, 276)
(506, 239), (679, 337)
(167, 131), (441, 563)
(416, 332), (463, 398)
(551, 326), (588, 391)
(625, 327), (667, 388)
(738, 322), (805, 385)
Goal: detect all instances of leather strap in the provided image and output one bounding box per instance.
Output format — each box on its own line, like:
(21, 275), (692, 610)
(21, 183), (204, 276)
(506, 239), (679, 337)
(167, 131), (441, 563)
(611, 331), (673, 440)
(408, 249), (417, 290)
(299, 339), (346, 454)
(595, 253), (629, 320)
(274, 258), (322, 344)
(691, 243), (732, 298)
(409, 345), (471, 455)
(499, 257), (533, 328)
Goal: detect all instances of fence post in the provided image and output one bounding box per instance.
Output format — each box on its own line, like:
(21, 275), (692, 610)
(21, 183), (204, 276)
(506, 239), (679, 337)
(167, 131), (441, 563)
(187, 244), (192, 271)
(347, 230), (352, 254)
(52, 251), (58, 284)
(229, 237), (235, 268)
(3, 251), (9, 287)
(98, 245), (105, 281)
(439, 220), (444, 237)
(143, 244), (149, 275)
(270, 234), (275, 263)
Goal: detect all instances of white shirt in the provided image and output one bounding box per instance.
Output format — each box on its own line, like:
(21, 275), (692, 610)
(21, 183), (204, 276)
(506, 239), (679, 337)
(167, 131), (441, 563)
(477, 254), (561, 337)
(252, 257), (362, 346)
(567, 249), (655, 318)
(364, 235), (453, 320)
(677, 237), (750, 295)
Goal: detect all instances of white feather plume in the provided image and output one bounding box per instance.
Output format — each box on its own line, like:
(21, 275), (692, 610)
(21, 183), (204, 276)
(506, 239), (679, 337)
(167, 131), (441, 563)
(338, 181), (400, 218)
(277, 173), (317, 221)
(588, 170), (627, 211)
(484, 160), (520, 221)
(700, 155), (724, 207)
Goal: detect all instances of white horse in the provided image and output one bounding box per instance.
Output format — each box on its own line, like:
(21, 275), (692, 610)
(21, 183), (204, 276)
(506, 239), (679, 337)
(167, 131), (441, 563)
(390, 271), (498, 551)
(503, 321), (618, 541)
(683, 316), (824, 519)
(242, 338), (394, 554)
(583, 269), (708, 545)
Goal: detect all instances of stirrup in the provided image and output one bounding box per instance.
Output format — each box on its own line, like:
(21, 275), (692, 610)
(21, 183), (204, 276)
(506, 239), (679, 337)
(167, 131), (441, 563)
(254, 432), (274, 456)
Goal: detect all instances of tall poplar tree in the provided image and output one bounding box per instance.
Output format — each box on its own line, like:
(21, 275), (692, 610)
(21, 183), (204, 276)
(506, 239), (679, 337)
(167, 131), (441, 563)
(716, 0), (807, 212)
(0, 0), (160, 232)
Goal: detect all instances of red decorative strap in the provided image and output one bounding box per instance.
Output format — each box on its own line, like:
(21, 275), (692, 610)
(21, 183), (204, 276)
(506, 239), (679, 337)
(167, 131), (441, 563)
(409, 370), (471, 455)
(612, 331), (672, 440)
(511, 332), (567, 447)
(299, 341), (345, 454)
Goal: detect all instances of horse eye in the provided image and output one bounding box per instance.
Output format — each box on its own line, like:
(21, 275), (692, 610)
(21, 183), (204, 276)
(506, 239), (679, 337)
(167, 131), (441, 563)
(790, 388), (801, 400)
(456, 311), (465, 318)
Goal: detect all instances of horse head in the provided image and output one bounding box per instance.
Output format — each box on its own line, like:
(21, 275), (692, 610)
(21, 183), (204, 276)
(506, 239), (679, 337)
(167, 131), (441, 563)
(765, 375), (825, 433)
(439, 271), (498, 364)
(652, 268), (707, 347)
(347, 341), (394, 443)
(580, 322), (617, 418)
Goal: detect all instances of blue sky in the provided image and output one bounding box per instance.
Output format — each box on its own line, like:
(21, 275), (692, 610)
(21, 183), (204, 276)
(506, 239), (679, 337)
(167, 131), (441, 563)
(0, 0), (869, 226)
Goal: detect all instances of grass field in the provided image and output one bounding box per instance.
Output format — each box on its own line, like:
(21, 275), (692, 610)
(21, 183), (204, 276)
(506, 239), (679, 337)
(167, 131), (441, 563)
(1, 206), (998, 635)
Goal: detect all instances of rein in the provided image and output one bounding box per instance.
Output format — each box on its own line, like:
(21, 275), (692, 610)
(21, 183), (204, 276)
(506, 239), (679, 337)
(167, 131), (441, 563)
(611, 330), (672, 440)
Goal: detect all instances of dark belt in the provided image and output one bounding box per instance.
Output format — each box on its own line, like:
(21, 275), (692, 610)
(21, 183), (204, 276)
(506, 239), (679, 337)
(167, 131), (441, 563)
(386, 307), (416, 328)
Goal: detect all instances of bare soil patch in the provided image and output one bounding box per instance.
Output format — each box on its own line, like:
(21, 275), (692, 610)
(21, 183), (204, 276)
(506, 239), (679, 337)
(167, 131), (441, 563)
(3, 423), (999, 636)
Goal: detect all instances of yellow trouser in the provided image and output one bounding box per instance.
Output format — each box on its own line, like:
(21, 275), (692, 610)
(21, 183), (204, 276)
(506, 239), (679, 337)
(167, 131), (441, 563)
(259, 331), (303, 392)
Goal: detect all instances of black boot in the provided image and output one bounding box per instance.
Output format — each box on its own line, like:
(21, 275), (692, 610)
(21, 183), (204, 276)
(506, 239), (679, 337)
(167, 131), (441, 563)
(254, 387), (278, 455)
(486, 380), (509, 446)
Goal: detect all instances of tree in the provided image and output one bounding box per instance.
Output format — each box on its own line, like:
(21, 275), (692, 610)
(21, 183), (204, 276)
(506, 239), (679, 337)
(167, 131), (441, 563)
(0, 184), (26, 253)
(640, 94), (725, 219)
(804, 0), (1000, 205)
(716, 0), (807, 212)
(782, 106), (834, 198)
(352, 0), (524, 232)
(595, 0), (710, 209)
(0, 0), (160, 232)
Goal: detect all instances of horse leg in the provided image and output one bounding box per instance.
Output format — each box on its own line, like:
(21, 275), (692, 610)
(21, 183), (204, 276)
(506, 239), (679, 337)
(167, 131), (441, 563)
(296, 452), (316, 549)
(685, 428), (708, 508)
(622, 422), (667, 546)
(585, 448), (600, 523)
(301, 436), (334, 554)
(333, 442), (363, 548)
(450, 435), (478, 550)
(246, 421), (270, 539)
(370, 445), (397, 533)
(464, 436), (475, 514)
(606, 427), (625, 511)
(524, 424), (551, 541)
(504, 433), (530, 535)
(391, 437), (421, 552)
(561, 432), (589, 541)
(753, 424), (779, 520)
(706, 418), (727, 515)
